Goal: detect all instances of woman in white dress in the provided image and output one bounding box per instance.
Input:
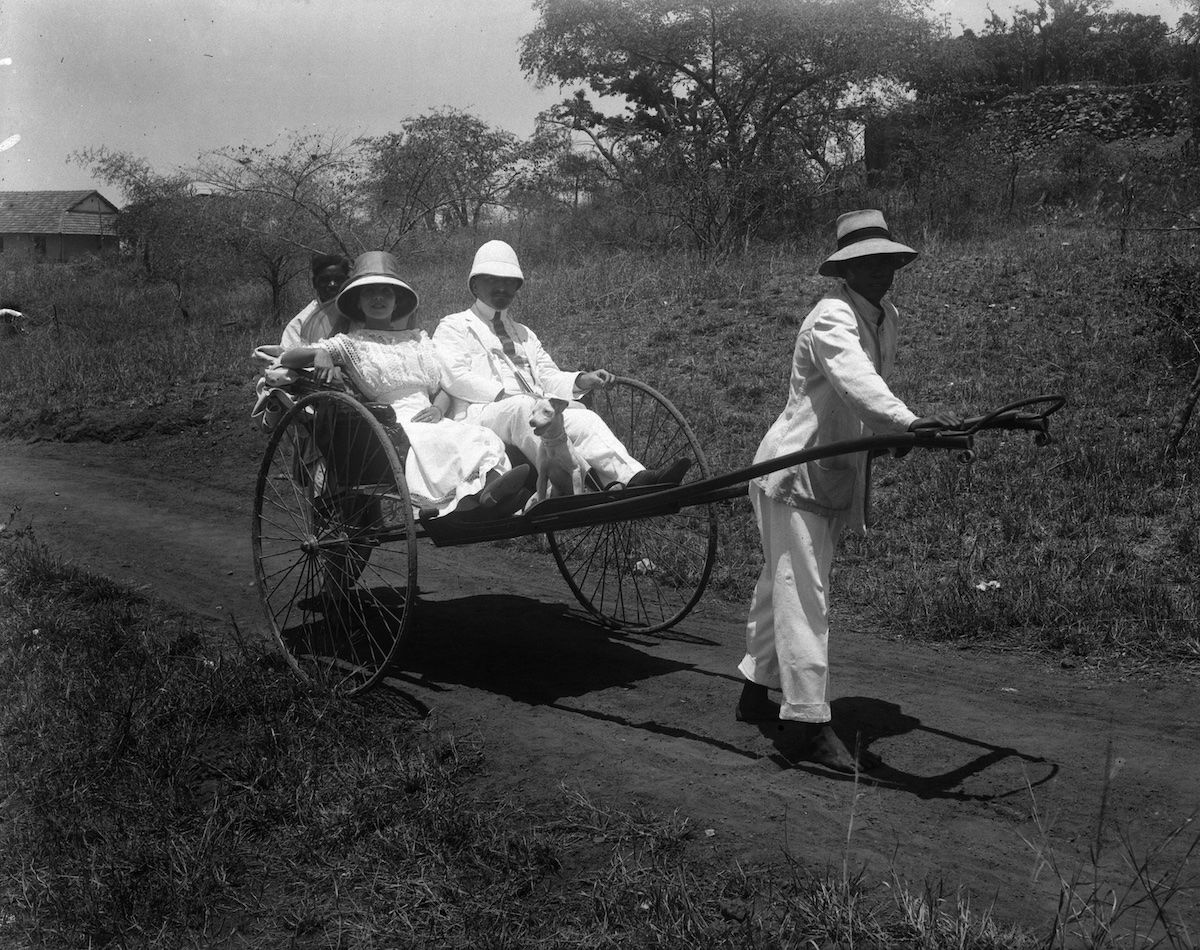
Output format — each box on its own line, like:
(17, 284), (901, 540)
(280, 251), (530, 519)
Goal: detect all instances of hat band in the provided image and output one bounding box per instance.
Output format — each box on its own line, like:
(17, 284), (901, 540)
(836, 226), (892, 249)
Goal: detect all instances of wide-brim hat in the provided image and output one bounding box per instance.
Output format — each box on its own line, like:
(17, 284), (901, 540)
(336, 250), (419, 322)
(818, 209), (918, 277)
(468, 240), (524, 287)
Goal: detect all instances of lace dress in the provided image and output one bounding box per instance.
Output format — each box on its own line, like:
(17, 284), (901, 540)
(316, 328), (510, 514)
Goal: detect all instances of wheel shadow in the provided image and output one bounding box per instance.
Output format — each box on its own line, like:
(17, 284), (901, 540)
(384, 593), (695, 704)
(761, 696), (1058, 800)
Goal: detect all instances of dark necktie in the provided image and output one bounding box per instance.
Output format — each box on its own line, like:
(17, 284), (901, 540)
(492, 311), (530, 369)
(491, 310), (535, 393)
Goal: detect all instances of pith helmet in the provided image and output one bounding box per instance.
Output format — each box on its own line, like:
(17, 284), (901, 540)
(336, 250), (420, 323)
(469, 240), (524, 287)
(818, 210), (918, 277)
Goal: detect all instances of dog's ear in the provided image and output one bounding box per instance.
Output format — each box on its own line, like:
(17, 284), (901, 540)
(550, 397), (570, 413)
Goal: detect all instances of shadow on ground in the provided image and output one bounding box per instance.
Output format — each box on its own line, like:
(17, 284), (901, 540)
(381, 591), (1059, 803)
(387, 593), (695, 704)
(766, 696), (1060, 801)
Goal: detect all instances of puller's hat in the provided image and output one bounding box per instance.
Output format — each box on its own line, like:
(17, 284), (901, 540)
(468, 240), (524, 287)
(817, 209), (918, 277)
(336, 250), (419, 322)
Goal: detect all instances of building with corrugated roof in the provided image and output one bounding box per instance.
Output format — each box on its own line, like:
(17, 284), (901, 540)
(0, 190), (120, 261)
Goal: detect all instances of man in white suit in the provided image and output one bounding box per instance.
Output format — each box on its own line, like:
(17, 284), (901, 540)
(434, 240), (688, 491)
(737, 210), (960, 773)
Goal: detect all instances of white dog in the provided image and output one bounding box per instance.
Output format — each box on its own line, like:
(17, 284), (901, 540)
(528, 396), (588, 504)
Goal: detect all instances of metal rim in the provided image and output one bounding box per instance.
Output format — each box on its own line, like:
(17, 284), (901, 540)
(546, 377), (718, 632)
(252, 390), (418, 694)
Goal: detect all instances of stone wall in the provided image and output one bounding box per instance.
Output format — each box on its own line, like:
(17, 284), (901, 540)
(988, 80), (1190, 146)
(865, 80), (1193, 171)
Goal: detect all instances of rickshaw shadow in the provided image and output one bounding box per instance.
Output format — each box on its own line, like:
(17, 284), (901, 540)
(386, 593), (694, 704)
(761, 696), (1058, 801)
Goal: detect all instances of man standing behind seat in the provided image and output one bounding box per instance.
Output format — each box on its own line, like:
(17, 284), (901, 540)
(434, 240), (689, 491)
(280, 253), (352, 348)
(250, 253), (351, 427)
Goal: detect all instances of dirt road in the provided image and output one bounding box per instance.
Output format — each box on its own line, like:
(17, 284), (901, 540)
(2, 437), (1197, 932)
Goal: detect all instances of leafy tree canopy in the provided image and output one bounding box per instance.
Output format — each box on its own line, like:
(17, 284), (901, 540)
(71, 146), (238, 315)
(912, 0), (1187, 97)
(361, 108), (563, 230)
(522, 0), (932, 157)
(520, 0), (937, 246)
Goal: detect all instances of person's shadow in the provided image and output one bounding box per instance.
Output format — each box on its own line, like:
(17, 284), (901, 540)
(757, 695), (1057, 800)
(382, 595), (1055, 801)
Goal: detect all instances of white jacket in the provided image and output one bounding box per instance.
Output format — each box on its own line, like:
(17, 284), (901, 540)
(433, 302), (580, 419)
(753, 282), (917, 532)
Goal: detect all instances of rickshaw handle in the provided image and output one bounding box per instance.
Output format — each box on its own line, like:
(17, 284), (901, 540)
(613, 394), (1066, 514)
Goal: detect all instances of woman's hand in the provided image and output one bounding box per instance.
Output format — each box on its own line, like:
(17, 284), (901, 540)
(411, 405), (444, 424)
(280, 345), (338, 383)
(312, 362), (341, 385)
(909, 412), (962, 431)
(577, 369), (614, 391)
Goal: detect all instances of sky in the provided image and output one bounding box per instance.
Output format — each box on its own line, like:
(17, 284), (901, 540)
(0, 0), (1189, 204)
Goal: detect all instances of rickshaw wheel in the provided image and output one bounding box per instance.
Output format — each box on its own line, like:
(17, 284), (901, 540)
(546, 376), (718, 633)
(252, 389), (418, 694)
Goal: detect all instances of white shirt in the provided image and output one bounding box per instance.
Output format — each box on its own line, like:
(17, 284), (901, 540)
(279, 299), (337, 348)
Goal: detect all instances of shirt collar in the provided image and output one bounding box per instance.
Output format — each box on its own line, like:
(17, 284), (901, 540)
(471, 300), (504, 321)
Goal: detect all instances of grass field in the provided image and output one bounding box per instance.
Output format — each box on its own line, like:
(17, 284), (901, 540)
(1, 211), (1198, 945)
(1, 217), (1196, 669)
(4, 525), (1197, 947)
(3, 530), (1172, 949)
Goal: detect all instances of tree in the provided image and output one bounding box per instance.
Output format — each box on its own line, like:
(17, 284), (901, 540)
(969, 0), (1182, 89)
(520, 0), (936, 249)
(201, 116), (538, 258)
(1088, 12), (1173, 84)
(1181, 1), (1200, 147)
(71, 147), (235, 318)
(200, 133), (363, 256)
(402, 109), (519, 227)
(77, 146), (316, 323)
(209, 192), (310, 322)
(499, 121), (595, 225)
(360, 109), (563, 232)
(355, 129), (456, 240)
(200, 131), (440, 309)
(75, 118), (566, 322)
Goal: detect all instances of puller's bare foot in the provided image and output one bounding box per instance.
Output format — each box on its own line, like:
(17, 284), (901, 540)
(736, 682), (780, 723)
(796, 723), (881, 774)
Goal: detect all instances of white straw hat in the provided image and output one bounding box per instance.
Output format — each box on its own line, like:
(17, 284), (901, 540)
(469, 240), (524, 286)
(818, 210), (918, 277)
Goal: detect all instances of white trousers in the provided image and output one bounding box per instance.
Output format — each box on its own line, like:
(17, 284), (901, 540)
(738, 485), (843, 723)
(464, 395), (642, 487)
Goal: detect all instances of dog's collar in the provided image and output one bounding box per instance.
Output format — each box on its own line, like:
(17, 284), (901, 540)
(537, 431), (570, 445)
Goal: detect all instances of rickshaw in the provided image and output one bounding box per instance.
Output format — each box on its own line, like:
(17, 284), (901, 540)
(251, 368), (1063, 696)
